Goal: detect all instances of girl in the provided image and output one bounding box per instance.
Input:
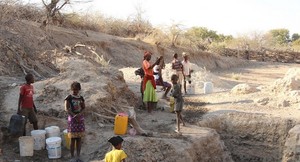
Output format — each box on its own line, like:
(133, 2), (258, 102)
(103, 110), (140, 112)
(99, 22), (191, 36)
(64, 81), (85, 162)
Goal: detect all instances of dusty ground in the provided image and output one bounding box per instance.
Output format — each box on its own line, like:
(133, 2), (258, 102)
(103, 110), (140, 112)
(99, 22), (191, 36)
(1, 19), (300, 162)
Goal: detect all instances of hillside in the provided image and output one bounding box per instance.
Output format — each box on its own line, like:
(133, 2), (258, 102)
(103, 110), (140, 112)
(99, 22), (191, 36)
(1, 19), (300, 162)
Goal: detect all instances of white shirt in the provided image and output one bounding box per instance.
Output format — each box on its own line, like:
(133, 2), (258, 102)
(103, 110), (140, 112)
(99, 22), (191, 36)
(182, 60), (191, 76)
(153, 65), (160, 80)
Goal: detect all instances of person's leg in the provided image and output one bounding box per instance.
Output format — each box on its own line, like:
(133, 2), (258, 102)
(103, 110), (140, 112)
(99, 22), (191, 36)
(179, 113), (185, 126)
(19, 109), (29, 136)
(147, 102), (152, 113)
(28, 108), (38, 130)
(32, 122), (38, 130)
(176, 111), (180, 132)
(184, 78), (187, 93)
(70, 138), (76, 158)
(128, 118), (146, 135)
(76, 138), (81, 157)
(163, 82), (171, 98)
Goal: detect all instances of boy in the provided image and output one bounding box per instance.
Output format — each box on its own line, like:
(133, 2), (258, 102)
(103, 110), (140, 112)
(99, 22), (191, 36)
(105, 136), (127, 162)
(182, 52), (193, 94)
(171, 53), (183, 87)
(18, 73), (38, 136)
(170, 74), (185, 133)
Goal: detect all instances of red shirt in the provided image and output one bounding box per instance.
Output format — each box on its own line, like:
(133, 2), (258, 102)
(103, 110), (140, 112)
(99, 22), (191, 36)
(20, 84), (34, 108)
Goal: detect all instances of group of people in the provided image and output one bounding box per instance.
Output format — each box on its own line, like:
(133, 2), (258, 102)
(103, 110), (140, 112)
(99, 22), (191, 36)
(141, 51), (193, 133)
(16, 51), (192, 162)
(17, 74), (86, 162)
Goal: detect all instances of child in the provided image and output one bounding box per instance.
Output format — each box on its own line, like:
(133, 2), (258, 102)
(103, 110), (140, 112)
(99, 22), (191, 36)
(170, 74), (185, 133)
(105, 136), (127, 162)
(18, 73), (38, 136)
(64, 81), (85, 162)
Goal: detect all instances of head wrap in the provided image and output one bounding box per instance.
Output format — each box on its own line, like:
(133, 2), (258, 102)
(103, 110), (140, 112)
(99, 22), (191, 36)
(144, 51), (152, 57)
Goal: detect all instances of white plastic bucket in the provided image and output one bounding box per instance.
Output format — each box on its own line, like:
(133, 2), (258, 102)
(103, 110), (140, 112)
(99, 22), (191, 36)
(187, 83), (195, 94)
(19, 136), (34, 157)
(204, 82), (213, 94)
(31, 130), (46, 150)
(45, 126), (60, 138)
(46, 137), (62, 159)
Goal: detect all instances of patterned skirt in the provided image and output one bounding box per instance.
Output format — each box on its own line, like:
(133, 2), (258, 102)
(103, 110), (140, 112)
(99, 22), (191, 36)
(67, 114), (85, 138)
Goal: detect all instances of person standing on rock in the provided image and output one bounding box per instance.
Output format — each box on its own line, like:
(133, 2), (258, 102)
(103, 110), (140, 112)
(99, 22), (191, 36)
(142, 51), (162, 113)
(171, 53), (183, 87)
(170, 74), (185, 133)
(182, 52), (193, 94)
(64, 81), (85, 162)
(17, 73), (38, 136)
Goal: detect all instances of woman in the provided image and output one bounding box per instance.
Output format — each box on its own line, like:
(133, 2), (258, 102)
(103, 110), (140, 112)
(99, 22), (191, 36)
(142, 51), (162, 113)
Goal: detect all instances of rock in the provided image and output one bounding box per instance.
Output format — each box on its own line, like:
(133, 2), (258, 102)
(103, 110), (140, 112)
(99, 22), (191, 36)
(277, 100), (290, 107)
(255, 97), (269, 105)
(231, 84), (257, 94)
(283, 125), (300, 162)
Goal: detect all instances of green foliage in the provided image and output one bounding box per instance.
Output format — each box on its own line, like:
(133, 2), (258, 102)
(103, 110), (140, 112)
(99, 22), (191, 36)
(184, 27), (219, 41)
(292, 33), (300, 42)
(268, 28), (290, 45)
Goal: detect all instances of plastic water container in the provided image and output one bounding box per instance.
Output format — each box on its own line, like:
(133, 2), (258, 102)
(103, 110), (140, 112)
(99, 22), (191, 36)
(62, 129), (71, 149)
(45, 126), (60, 138)
(31, 130), (46, 150)
(19, 136), (34, 157)
(8, 114), (25, 136)
(114, 113), (128, 135)
(169, 97), (175, 112)
(187, 83), (195, 94)
(46, 137), (62, 159)
(204, 82), (213, 94)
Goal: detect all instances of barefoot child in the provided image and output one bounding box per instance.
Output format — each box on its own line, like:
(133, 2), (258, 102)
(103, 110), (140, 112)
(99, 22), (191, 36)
(105, 136), (127, 162)
(170, 74), (185, 133)
(64, 82), (85, 161)
(18, 73), (38, 135)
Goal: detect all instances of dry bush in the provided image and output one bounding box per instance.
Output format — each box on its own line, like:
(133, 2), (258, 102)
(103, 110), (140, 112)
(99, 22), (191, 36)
(0, 0), (44, 22)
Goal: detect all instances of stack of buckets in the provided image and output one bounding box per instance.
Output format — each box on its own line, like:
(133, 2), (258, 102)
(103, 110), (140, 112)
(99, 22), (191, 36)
(18, 126), (62, 159)
(45, 126), (61, 159)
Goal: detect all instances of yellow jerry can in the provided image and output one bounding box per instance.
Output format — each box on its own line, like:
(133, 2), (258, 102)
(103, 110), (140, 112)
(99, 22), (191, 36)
(114, 112), (128, 135)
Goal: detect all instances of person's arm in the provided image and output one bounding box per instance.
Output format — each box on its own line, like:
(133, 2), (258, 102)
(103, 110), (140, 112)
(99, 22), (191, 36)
(33, 103), (37, 113)
(150, 56), (162, 69)
(171, 85), (180, 98)
(18, 94), (23, 114)
(79, 97), (85, 115)
(64, 99), (75, 117)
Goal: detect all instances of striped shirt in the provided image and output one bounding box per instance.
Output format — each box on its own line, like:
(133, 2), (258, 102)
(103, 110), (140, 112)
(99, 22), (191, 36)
(172, 59), (182, 71)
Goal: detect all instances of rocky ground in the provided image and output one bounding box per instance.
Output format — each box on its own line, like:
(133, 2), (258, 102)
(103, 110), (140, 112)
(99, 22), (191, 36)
(1, 19), (300, 162)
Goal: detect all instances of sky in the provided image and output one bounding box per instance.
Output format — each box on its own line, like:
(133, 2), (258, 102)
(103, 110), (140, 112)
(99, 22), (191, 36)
(24, 0), (300, 36)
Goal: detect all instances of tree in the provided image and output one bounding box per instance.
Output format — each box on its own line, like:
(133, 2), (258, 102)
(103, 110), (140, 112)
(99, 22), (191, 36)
(268, 28), (290, 45)
(185, 27), (219, 42)
(292, 33), (300, 42)
(40, 0), (93, 27)
(168, 22), (184, 47)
